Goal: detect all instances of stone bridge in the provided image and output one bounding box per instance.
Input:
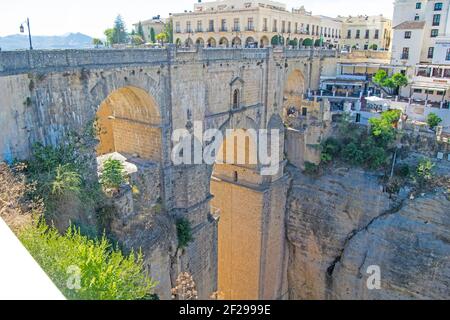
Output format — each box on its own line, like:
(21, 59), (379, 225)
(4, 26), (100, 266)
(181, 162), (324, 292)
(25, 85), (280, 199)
(0, 47), (336, 299)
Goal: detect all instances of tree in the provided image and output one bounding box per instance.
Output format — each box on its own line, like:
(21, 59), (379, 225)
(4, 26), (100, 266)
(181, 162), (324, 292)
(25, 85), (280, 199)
(164, 20), (174, 44)
(289, 39), (298, 47)
(369, 109), (402, 147)
(373, 70), (388, 87)
(271, 35), (283, 46)
(302, 38), (313, 47)
(156, 32), (168, 45)
(369, 44), (378, 50)
(150, 27), (156, 43)
(391, 73), (408, 92)
(373, 70), (408, 95)
(131, 35), (144, 46)
(314, 39), (321, 47)
(92, 38), (103, 48)
(137, 21), (145, 40)
(104, 28), (114, 47)
(112, 15), (128, 44)
(427, 113), (443, 129)
(19, 223), (157, 300)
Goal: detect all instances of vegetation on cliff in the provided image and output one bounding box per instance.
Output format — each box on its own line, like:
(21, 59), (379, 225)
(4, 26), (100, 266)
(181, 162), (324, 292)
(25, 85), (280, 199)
(19, 222), (157, 300)
(320, 110), (401, 170)
(0, 126), (162, 300)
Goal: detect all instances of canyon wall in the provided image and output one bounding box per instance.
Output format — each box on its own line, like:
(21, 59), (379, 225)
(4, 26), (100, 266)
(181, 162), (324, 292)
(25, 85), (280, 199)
(286, 165), (450, 300)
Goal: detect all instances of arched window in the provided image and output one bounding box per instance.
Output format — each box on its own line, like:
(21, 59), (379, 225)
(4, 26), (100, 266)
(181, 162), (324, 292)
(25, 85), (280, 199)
(233, 89), (240, 109)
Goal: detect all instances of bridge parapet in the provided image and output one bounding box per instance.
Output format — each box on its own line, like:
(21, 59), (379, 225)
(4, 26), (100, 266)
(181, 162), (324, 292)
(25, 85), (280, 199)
(0, 47), (337, 76)
(0, 48), (169, 75)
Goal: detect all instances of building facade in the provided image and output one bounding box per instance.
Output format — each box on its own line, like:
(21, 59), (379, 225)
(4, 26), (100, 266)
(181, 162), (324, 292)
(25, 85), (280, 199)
(339, 15), (392, 51)
(133, 17), (166, 43)
(171, 0), (343, 48)
(391, 0), (450, 104)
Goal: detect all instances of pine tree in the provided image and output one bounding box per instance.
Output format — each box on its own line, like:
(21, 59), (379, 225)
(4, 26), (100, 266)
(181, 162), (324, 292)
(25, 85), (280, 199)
(113, 15), (128, 44)
(150, 27), (156, 43)
(137, 21), (145, 41)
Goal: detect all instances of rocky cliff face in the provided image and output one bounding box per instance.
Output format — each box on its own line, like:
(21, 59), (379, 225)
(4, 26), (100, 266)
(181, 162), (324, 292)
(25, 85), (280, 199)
(286, 165), (450, 300)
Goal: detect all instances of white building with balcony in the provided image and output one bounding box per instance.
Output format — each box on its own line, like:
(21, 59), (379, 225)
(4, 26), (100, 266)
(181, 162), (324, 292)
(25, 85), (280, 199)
(391, 0), (450, 106)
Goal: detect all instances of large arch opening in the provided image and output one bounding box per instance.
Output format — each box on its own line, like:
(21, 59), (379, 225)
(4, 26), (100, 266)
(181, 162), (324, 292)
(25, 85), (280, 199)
(95, 85), (163, 243)
(96, 86), (162, 162)
(210, 127), (261, 300)
(283, 69), (306, 123)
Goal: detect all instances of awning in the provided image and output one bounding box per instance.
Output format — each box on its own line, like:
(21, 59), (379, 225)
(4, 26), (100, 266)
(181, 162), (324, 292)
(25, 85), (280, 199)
(321, 80), (365, 86)
(411, 83), (449, 91)
(366, 96), (388, 103)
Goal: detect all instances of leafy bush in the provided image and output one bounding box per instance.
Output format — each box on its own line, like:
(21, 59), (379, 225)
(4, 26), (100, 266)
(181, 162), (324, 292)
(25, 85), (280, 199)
(342, 143), (364, 164)
(50, 164), (82, 196)
(319, 111), (397, 170)
(100, 158), (127, 190)
(372, 70), (408, 95)
(416, 159), (435, 181)
(19, 222), (157, 300)
(176, 218), (194, 249)
(304, 161), (319, 175)
(369, 109), (401, 147)
(321, 138), (341, 163)
(395, 164), (411, 178)
(25, 141), (112, 236)
(302, 38), (313, 47)
(427, 113), (443, 130)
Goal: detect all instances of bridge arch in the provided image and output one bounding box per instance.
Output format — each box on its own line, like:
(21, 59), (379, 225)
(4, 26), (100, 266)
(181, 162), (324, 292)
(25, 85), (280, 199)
(283, 69), (306, 120)
(96, 86), (162, 163)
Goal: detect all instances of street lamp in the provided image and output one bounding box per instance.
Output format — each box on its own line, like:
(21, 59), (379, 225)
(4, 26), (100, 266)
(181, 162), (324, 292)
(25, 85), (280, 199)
(20, 18), (33, 50)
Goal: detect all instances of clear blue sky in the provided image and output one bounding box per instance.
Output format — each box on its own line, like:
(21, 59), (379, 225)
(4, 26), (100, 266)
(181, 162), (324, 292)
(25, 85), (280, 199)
(0, 0), (394, 38)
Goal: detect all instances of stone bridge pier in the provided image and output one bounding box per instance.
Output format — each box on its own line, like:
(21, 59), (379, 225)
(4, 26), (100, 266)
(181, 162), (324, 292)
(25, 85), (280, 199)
(0, 46), (336, 299)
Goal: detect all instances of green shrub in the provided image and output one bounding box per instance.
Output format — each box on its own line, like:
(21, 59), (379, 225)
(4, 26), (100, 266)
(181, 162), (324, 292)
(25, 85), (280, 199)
(50, 164), (82, 196)
(176, 218), (194, 249)
(304, 161), (319, 175)
(100, 158), (127, 190)
(19, 223), (157, 300)
(369, 109), (401, 147)
(416, 159), (435, 181)
(427, 113), (443, 130)
(302, 38), (313, 47)
(342, 143), (364, 164)
(321, 138), (341, 163)
(395, 164), (411, 178)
